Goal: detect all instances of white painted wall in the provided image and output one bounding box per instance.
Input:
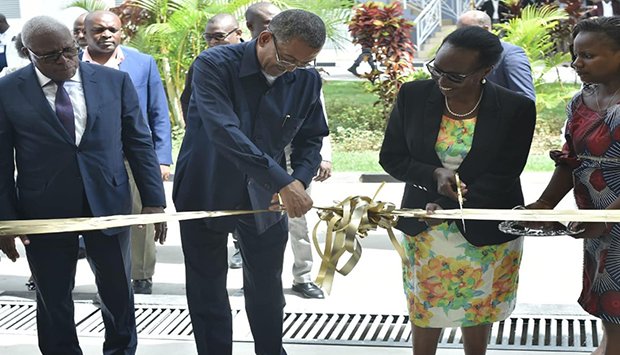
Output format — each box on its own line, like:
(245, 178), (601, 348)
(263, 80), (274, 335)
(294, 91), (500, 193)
(9, 0), (116, 32)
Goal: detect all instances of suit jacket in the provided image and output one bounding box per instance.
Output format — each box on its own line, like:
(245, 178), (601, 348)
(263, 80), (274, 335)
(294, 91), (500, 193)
(595, 0), (620, 16)
(116, 46), (172, 165)
(0, 62), (166, 234)
(379, 80), (536, 246)
(478, 0), (511, 22)
(173, 41), (328, 233)
(487, 41), (536, 102)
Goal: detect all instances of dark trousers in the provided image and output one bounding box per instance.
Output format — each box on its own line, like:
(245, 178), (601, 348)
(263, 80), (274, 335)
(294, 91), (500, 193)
(180, 215), (289, 355)
(351, 48), (376, 70)
(26, 228), (136, 355)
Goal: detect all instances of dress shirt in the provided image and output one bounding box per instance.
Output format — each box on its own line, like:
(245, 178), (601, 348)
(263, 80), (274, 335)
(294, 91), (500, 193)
(83, 46), (125, 69)
(492, 0), (500, 19)
(603, 0), (614, 16)
(34, 66), (87, 145)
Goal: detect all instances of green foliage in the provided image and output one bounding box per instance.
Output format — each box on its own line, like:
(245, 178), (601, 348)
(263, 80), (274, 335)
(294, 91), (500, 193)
(494, 5), (572, 110)
(348, 1), (416, 122)
(332, 150), (383, 172)
(65, 0), (108, 11)
(124, 0), (354, 129)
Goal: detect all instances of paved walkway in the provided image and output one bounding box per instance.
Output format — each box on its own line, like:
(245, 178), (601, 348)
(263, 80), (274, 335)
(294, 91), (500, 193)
(0, 172), (595, 354)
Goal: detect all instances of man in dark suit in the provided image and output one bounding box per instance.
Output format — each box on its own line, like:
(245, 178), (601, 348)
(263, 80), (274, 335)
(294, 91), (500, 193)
(457, 10), (536, 102)
(83, 10), (172, 294)
(0, 16), (166, 355)
(592, 0), (620, 16)
(477, 0), (512, 23)
(173, 9), (328, 355)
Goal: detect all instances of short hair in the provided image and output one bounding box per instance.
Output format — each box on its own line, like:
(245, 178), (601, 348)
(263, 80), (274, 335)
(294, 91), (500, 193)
(14, 33), (28, 59)
(0, 14), (6, 23)
(573, 16), (620, 50)
(440, 26), (503, 68)
(268, 9), (325, 49)
(84, 10), (120, 29)
(206, 13), (238, 29)
(21, 16), (72, 49)
(245, 2), (278, 23)
(457, 10), (492, 29)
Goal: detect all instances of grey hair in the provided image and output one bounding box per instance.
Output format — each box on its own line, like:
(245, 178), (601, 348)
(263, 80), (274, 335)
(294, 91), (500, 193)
(269, 9), (325, 49)
(457, 10), (492, 30)
(21, 16), (71, 48)
(207, 13), (239, 29)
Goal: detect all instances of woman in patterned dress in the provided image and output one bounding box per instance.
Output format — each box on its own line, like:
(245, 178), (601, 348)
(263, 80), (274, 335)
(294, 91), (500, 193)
(380, 27), (536, 354)
(528, 17), (620, 355)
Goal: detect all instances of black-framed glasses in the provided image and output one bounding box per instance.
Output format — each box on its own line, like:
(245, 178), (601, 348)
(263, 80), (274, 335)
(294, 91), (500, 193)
(269, 31), (314, 70)
(426, 58), (481, 84)
(203, 28), (238, 42)
(27, 46), (80, 64)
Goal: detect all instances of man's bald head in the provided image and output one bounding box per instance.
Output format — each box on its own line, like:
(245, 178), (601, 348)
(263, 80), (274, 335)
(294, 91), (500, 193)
(457, 10), (492, 31)
(204, 13), (242, 47)
(245, 2), (281, 39)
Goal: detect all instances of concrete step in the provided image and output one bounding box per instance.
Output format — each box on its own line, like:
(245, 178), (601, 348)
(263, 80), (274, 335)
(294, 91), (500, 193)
(417, 24), (457, 60)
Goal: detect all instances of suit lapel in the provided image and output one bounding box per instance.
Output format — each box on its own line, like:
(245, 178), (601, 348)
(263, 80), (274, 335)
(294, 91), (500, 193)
(422, 86), (444, 165)
(80, 63), (100, 139)
(18, 65), (75, 144)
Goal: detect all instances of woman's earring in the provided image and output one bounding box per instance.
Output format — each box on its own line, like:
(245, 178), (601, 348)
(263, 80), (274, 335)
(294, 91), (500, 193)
(481, 78), (487, 84)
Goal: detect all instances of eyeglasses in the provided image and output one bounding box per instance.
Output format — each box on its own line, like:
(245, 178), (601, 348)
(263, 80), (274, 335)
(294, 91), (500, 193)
(426, 58), (481, 84)
(270, 31), (314, 70)
(27, 46), (80, 64)
(203, 28), (238, 42)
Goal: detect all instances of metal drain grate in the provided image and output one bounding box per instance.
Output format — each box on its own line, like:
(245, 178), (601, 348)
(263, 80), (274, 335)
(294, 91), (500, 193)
(0, 301), (603, 352)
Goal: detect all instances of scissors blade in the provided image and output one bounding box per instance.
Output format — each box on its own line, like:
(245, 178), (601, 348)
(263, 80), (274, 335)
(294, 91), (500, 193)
(455, 173), (466, 233)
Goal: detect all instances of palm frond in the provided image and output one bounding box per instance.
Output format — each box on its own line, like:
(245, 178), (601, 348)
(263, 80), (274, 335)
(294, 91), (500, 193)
(64, 0), (108, 11)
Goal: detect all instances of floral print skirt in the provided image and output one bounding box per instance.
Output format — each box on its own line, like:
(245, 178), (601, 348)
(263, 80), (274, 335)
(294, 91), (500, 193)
(403, 222), (523, 328)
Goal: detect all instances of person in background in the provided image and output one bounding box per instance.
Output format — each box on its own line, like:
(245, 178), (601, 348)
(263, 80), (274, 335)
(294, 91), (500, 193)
(457, 10), (536, 102)
(526, 17), (620, 355)
(173, 9), (328, 354)
(245, 1), (331, 299)
(347, 45), (377, 77)
(73, 13), (88, 50)
(180, 13), (242, 120)
(477, 0), (512, 23)
(0, 16), (166, 354)
(591, 0), (620, 17)
(0, 32), (27, 77)
(83, 10), (172, 295)
(0, 13), (26, 71)
(380, 26), (536, 355)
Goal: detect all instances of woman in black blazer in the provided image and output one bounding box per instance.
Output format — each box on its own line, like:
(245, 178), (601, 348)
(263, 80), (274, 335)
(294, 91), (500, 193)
(380, 27), (536, 355)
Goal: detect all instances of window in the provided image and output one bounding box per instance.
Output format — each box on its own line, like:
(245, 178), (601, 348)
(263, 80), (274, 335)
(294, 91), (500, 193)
(0, 0), (20, 18)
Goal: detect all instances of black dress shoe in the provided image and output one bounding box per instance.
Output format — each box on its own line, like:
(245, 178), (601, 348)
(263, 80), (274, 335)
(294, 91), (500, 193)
(292, 282), (325, 299)
(132, 279), (153, 294)
(229, 248), (243, 269)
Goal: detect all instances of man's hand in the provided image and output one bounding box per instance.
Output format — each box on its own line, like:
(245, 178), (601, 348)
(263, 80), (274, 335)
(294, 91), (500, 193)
(141, 207), (167, 244)
(568, 221), (607, 239)
(160, 165), (171, 181)
(433, 168), (467, 201)
(313, 160), (332, 182)
(0, 235), (30, 262)
(277, 180), (313, 218)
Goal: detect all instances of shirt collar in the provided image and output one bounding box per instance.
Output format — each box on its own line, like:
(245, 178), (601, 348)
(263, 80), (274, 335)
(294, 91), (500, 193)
(83, 45), (125, 69)
(34, 64), (82, 88)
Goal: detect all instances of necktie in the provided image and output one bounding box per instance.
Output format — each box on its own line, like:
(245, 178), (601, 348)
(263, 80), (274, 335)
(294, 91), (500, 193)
(53, 80), (76, 142)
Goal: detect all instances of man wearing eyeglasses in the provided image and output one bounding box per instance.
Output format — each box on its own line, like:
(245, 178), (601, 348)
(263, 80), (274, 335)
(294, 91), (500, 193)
(173, 9), (328, 355)
(0, 16), (166, 354)
(180, 13), (242, 121)
(82, 10), (172, 295)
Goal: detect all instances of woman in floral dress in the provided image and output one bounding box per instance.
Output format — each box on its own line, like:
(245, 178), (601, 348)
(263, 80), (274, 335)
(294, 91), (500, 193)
(380, 26), (536, 354)
(528, 17), (620, 355)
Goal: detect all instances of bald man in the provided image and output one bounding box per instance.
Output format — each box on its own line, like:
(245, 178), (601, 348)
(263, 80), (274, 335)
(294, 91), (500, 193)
(180, 13), (242, 119)
(245, 1), (281, 39)
(83, 10), (172, 295)
(457, 10), (536, 102)
(73, 13), (88, 49)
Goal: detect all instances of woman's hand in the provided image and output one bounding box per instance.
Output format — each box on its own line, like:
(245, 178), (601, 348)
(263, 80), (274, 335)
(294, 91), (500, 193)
(433, 168), (468, 202)
(419, 202), (445, 227)
(522, 200), (556, 230)
(568, 221), (607, 239)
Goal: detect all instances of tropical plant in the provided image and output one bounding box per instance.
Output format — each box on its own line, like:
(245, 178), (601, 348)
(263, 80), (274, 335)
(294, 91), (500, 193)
(348, 1), (415, 122)
(65, 0), (108, 11)
(118, 0), (353, 128)
(494, 5), (572, 111)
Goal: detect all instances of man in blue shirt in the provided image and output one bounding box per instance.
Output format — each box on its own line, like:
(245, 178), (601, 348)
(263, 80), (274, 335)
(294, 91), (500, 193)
(173, 9), (328, 355)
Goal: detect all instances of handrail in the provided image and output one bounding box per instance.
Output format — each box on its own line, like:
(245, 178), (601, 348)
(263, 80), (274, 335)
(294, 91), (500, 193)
(414, 0), (441, 50)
